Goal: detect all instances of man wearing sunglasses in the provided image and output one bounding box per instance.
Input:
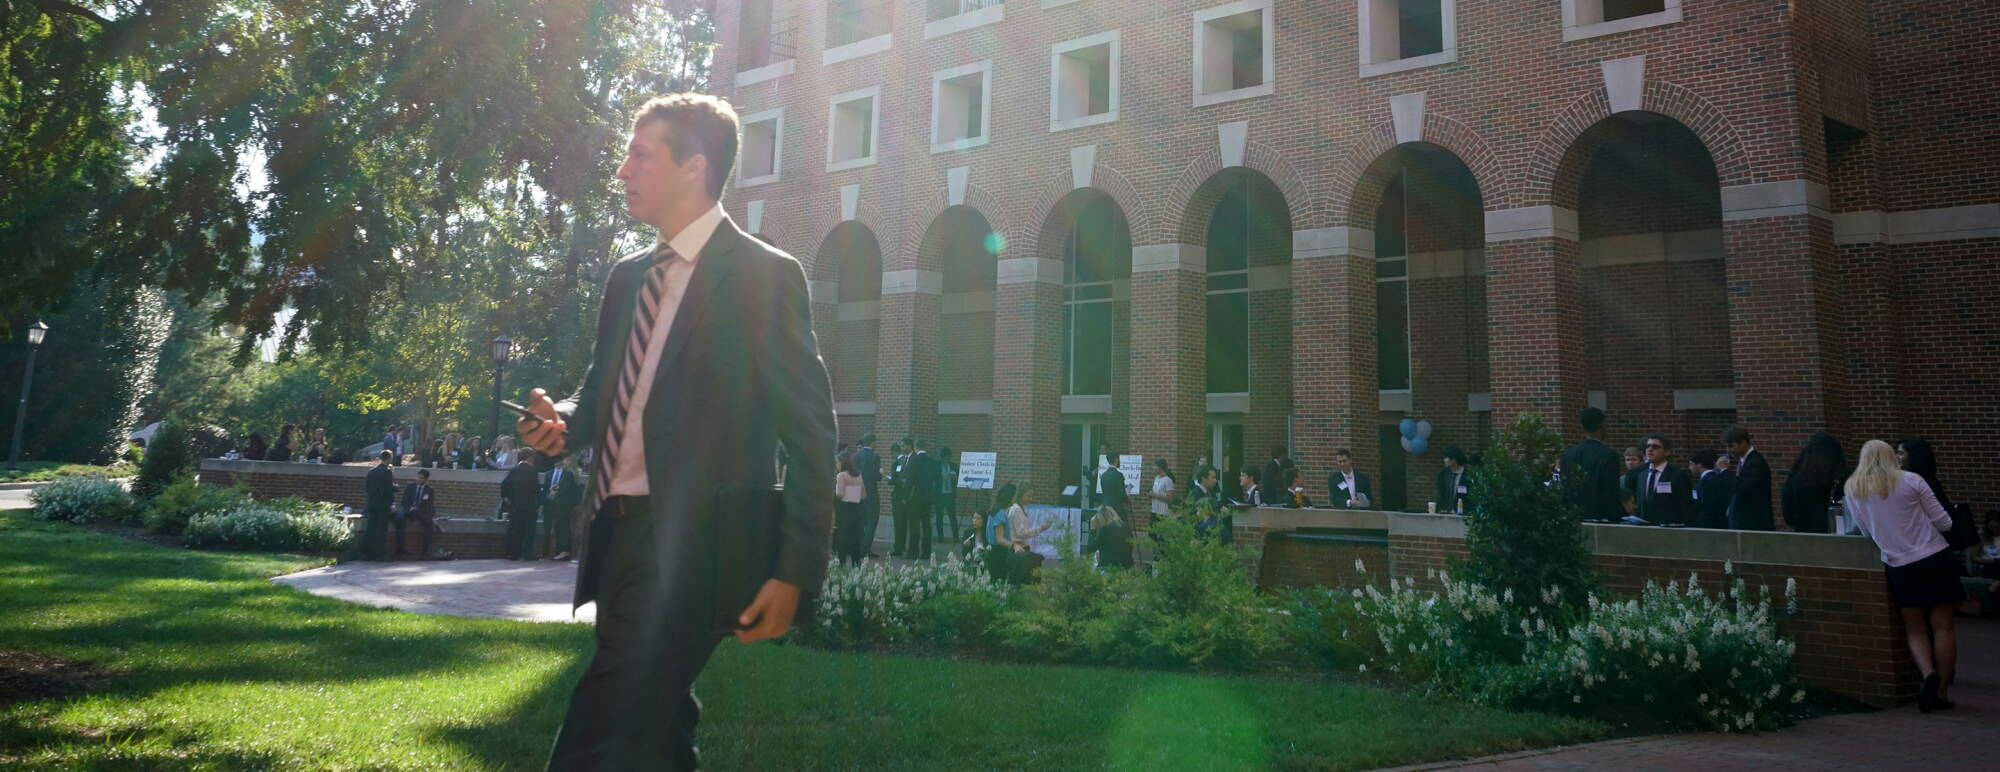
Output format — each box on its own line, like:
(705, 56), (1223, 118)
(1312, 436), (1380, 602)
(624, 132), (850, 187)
(1623, 434), (1694, 526)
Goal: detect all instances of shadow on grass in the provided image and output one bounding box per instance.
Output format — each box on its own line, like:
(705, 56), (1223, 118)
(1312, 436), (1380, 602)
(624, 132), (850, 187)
(0, 713), (285, 771)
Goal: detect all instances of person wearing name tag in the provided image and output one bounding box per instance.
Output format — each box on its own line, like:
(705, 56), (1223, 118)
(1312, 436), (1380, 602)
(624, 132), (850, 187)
(1327, 448), (1373, 510)
(1437, 447), (1471, 515)
(1689, 448), (1734, 529)
(1623, 435), (1693, 526)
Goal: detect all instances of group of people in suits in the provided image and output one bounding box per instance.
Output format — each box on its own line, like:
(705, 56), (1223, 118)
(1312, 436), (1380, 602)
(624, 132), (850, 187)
(353, 445), (587, 561)
(831, 434), (962, 561)
(1557, 407), (1774, 530)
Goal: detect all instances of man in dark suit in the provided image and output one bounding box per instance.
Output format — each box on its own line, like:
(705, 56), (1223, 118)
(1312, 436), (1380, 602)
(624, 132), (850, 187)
(394, 468), (439, 560)
(503, 451), (543, 560)
(854, 434), (882, 557)
(1723, 425), (1774, 531)
(542, 453), (584, 561)
(904, 439), (938, 558)
(1097, 446), (1129, 520)
(1328, 448), (1373, 509)
(1560, 407), (1625, 520)
(361, 450), (396, 560)
(1689, 448), (1734, 529)
(1622, 434), (1694, 525)
(889, 439), (914, 557)
(1436, 446), (1472, 514)
(516, 94), (836, 771)
(1259, 446), (1288, 507)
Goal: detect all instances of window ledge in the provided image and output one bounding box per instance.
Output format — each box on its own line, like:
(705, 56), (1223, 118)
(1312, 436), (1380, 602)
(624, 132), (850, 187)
(924, 4), (1005, 40)
(1564, 7), (1682, 41)
(1042, 0), (1083, 8)
(1193, 82), (1273, 108)
(823, 33), (892, 66)
(1359, 49), (1456, 79)
(827, 155), (878, 173)
(1050, 111), (1117, 133)
(736, 173), (780, 188)
(735, 58), (795, 87)
(1206, 393), (1249, 414)
(930, 135), (990, 155)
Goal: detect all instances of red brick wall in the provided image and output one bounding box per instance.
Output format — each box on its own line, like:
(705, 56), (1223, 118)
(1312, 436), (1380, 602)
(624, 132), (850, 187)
(198, 463), (505, 517)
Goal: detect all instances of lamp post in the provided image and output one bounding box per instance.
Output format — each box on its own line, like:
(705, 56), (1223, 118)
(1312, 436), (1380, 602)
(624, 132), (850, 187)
(7, 321), (49, 471)
(489, 335), (512, 440)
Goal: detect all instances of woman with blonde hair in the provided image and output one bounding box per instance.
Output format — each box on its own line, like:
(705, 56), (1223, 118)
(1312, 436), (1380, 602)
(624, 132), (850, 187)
(1845, 439), (1961, 711)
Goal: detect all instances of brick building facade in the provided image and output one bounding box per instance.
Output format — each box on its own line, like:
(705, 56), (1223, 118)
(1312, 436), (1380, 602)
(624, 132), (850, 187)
(710, 0), (2000, 523)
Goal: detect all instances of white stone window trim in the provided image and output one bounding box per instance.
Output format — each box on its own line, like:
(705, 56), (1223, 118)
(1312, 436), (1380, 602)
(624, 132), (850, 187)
(1357, 0), (1458, 79)
(735, 107), (784, 188)
(930, 59), (994, 154)
(1191, 0), (1276, 108)
(823, 32), (892, 66)
(826, 86), (882, 173)
(1042, 0), (1084, 9)
(1562, 0), (1682, 42)
(735, 58), (795, 88)
(924, 2), (1005, 40)
(1049, 30), (1121, 132)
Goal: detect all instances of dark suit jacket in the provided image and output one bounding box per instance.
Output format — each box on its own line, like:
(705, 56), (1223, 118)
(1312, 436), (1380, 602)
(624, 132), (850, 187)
(907, 451), (938, 508)
(1437, 467), (1471, 514)
(1328, 470), (1373, 509)
(543, 465), (583, 516)
(503, 461), (540, 519)
(1561, 439), (1625, 520)
(554, 216), (836, 630)
(398, 481), (436, 520)
(1259, 460), (1285, 503)
(1098, 466), (1129, 515)
(1086, 522), (1133, 568)
(1695, 470), (1734, 529)
(1728, 449), (1774, 531)
(854, 446), (881, 499)
(1623, 464), (1694, 525)
(889, 452), (913, 506)
(364, 464), (395, 516)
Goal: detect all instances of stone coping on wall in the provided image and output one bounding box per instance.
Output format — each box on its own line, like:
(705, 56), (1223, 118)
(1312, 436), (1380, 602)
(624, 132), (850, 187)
(200, 458), (510, 483)
(1242, 507), (1882, 571)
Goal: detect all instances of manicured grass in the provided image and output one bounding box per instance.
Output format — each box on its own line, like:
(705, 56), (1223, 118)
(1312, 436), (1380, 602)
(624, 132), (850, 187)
(0, 511), (1610, 770)
(0, 462), (133, 484)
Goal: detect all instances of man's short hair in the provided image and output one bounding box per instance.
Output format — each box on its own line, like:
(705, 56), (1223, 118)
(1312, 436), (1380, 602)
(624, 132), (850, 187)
(631, 93), (739, 199)
(379, 450), (394, 462)
(1241, 468), (1260, 484)
(1443, 446), (1467, 464)
(860, 433), (875, 446)
(1644, 434), (1670, 451)
(1721, 425), (1752, 446)
(1335, 448), (1353, 459)
(1578, 407), (1605, 433)
(1691, 448), (1719, 467)
(1272, 445), (1287, 459)
(417, 469), (431, 479)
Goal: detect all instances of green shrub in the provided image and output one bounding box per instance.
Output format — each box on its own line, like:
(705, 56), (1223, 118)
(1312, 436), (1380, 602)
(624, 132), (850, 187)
(132, 419), (195, 501)
(184, 498), (351, 552)
(1461, 413), (1599, 612)
(992, 542), (1144, 663)
(29, 474), (136, 524)
(798, 552), (1012, 648)
(911, 591), (1012, 649)
(143, 471), (252, 535)
(1123, 517), (1282, 670)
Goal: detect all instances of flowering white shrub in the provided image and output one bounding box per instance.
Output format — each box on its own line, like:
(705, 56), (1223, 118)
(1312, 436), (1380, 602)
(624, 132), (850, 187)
(798, 552), (1012, 648)
(30, 474), (136, 524)
(183, 498), (351, 552)
(1291, 560), (1802, 732)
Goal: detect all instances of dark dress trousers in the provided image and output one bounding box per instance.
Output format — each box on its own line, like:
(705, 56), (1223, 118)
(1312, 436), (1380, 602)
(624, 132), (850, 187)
(361, 464), (395, 560)
(890, 451), (914, 556)
(1561, 438), (1625, 520)
(394, 481), (437, 559)
(546, 216), (836, 771)
(1328, 471), (1373, 509)
(854, 445), (881, 551)
(905, 451), (938, 557)
(1436, 468), (1470, 514)
(503, 460), (542, 560)
(1623, 463), (1695, 525)
(542, 465), (583, 555)
(1728, 449), (1774, 531)
(1695, 470), (1734, 529)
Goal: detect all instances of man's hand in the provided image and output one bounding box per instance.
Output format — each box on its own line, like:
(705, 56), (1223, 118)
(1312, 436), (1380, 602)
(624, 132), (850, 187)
(517, 387), (567, 455)
(734, 578), (801, 643)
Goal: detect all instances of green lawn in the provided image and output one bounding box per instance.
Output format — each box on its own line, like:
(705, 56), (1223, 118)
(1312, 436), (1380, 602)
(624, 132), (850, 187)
(0, 511), (1609, 770)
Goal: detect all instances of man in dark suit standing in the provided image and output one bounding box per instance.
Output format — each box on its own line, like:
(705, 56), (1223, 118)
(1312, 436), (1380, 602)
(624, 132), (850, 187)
(854, 434), (882, 557)
(1328, 448), (1373, 509)
(889, 439), (914, 557)
(1622, 435), (1694, 525)
(905, 439), (938, 558)
(517, 94), (836, 770)
(1560, 407), (1624, 520)
(503, 451), (543, 560)
(1723, 425), (1773, 531)
(542, 453), (584, 561)
(1436, 446), (1471, 514)
(1690, 448), (1733, 529)
(1097, 445), (1129, 520)
(394, 468), (439, 560)
(1259, 446), (1288, 507)
(361, 450), (396, 560)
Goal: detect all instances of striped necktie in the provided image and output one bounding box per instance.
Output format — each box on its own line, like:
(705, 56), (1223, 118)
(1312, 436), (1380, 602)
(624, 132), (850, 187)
(588, 248), (677, 516)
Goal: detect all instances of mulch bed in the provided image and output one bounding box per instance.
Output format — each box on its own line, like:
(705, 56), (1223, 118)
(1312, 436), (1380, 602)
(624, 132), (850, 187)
(0, 650), (111, 707)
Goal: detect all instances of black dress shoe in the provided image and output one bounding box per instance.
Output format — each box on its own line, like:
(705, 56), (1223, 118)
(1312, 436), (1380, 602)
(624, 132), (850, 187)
(1920, 672), (1941, 713)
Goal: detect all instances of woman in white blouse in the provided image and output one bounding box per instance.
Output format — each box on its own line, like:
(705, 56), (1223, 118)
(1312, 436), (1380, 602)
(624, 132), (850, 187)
(1845, 439), (1961, 711)
(1147, 459), (1177, 518)
(833, 454), (866, 565)
(492, 436), (517, 468)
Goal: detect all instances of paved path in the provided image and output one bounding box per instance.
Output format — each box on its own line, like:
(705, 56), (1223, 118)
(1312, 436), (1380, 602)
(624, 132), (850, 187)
(274, 559), (595, 624)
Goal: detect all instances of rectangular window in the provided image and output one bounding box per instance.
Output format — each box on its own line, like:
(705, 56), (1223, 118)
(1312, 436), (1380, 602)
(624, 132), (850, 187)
(1376, 261), (1410, 391)
(1396, 0), (1443, 58)
(1206, 280), (1249, 394)
(1050, 32), (1119, 131)
(826, 0), (889, 49)
(1061, 296), (1114, 396)
(828, 88), (879, 171)
(737, 109), (782, 186)
(932, 61), (992, 153)
(1360, 0), (1456, 77)
(738, 0), (777, 71)
(1563, 0), (1681, 41)
(1602, 0), (1665, 21)
(1193, 0), (1273, 106)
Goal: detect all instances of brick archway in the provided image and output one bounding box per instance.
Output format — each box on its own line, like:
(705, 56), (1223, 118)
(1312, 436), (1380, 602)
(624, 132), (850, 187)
(801, 197), (891, 281)
(1018, 161), (1149, 261)
(1165, 141), (1310, 246)
(1332, 112), (1501, 230)
(895, 184), (1011, 272)
(1529, 79), (1749, 210)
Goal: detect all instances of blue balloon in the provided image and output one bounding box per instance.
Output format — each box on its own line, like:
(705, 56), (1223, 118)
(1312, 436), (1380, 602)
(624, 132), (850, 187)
(1409, 436), (1429, 456)
(1399, 418), (1417, 439)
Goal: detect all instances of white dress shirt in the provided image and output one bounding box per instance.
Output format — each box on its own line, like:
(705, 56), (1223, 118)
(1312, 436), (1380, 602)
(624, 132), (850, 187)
(608, 202), (725, 497)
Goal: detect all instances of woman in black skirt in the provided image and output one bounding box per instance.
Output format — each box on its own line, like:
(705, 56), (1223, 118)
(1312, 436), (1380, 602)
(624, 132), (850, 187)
(1845, 439), (1961, 712)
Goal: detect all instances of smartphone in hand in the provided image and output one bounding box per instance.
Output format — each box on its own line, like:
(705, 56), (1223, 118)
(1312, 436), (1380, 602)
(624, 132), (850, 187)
(498, 399), (540, 422)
